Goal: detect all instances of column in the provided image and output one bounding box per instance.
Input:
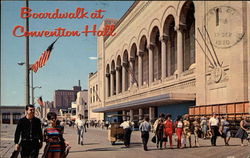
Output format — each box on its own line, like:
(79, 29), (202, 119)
(167, 39), (171, 76)
(147, 43), (154, 84)
(92, 86), (94, 102)
(175, 26), (183, 75)
(122, 110), (126, 121)
(122, 62), (126, 92)
(110, 70), (114, 96)
(160, 35), (168, 80)
(129, 109), (134, 121)
(138, 51), (143, 87)
(149, 107), (155, 121)
(139, 108), (143, 120)
(105, 73), (110, 98)
(10, 113), (14, 124)
(129, 58), (135, 87)
(116, 66), (121, 94)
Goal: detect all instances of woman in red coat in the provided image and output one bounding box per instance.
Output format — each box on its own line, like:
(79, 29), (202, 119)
(164, 114), (174, 149)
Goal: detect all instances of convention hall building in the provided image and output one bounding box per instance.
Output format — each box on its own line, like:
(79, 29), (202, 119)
(88, 1), (250, 122)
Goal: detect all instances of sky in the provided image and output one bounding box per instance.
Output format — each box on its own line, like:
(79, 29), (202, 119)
(1, 1), (134, 106)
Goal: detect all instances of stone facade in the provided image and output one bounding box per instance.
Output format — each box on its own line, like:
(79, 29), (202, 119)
(88, 1), (250, 121)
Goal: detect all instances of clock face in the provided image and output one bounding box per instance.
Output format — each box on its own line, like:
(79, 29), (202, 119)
(205, 6), (244, 49)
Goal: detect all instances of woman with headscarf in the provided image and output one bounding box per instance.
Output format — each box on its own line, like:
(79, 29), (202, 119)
(156, 118), (164, 149)
(183, 114), (192, 148)
(221, 115), (231, 146)
(192, 116), (201, 147)
(235, 116), (249, 146)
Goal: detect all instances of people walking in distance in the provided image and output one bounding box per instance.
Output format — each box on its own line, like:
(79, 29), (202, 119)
(163, 114), (174, 149)
(235, 116), (249, 146)
(105, 120), (110, 130)
(175, 115), (184, 149)
(101, 120), (105, 129)
(139, 117), (151, 151)
(155, 118), (164, 149)
(72, 120), (75, 128)
(221, 116), (231, 146)
(120, 118), (133, 148)
(200, 116), (208, 139)
(208, 113), (220, 146)
(183, 114), (192, 148)
(14, 104), (43, 158)
(153, 113), (165, 149)
(193, 116), (201, 147)
(75, 114), (85, 145)
(42, 112), (70, 158)
(153, 113), (165, 133)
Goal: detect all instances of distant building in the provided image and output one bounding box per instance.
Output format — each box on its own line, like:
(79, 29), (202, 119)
(40, 101), (54, 119)
(75, 90), (88, 119)
(88, 72), (103, 121)
(54, 81), (82, 110)
(0, 106), (25, 124)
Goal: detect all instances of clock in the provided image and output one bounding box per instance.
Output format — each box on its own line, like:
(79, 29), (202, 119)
(205, 6), (244, 49)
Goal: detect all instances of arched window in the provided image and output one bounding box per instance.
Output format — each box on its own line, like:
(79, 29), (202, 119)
(123, 51), (129, 91)
(180, 1), (195, 71)
(150, 26), (161, 81)
(130, 43), (138, 86)
(106, 65), (110, 97)
(163, 15), (177, 76)
(139, 36), (149, 85)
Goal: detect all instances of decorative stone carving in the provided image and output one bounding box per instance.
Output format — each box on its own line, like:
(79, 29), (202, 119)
(207, 67), (229, 85)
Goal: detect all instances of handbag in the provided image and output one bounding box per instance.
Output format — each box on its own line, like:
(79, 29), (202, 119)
(10, 150), (19, 158)
(151, 135), (156, 143)
(162, 136), (168, 142)
(181, 137), (186, 145)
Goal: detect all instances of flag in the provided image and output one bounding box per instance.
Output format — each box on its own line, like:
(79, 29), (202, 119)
(30, 37), (59, 73)
(37, 96), (44, 106)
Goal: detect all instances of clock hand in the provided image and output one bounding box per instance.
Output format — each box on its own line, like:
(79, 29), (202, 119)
(204, 26), (222, 67)
(195, 36), (215, 69)
(197, 28), (218, 67)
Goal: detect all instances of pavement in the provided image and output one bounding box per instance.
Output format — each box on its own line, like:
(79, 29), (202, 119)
(1, 124), (250, 158)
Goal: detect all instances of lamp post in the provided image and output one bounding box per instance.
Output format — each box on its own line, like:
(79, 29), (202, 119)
(18, 62), (41, 105)
(32, 86), (42, 105)
(25, 0), (30, 105)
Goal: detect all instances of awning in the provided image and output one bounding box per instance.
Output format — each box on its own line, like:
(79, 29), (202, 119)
(92, 93), (195, 113)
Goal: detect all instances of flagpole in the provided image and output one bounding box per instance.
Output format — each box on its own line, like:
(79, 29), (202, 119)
(25, 0), (30, 105)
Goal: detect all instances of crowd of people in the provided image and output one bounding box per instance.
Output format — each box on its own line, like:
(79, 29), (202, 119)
(118, 113), (250, 151)
(13, 104), (249, 158)
(149, 113), (249, 150)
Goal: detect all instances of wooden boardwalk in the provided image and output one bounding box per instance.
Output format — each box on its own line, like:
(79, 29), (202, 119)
(1, 124), (250, 158)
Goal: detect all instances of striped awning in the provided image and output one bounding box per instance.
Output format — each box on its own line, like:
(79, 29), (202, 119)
(92, 93), (195, 113)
